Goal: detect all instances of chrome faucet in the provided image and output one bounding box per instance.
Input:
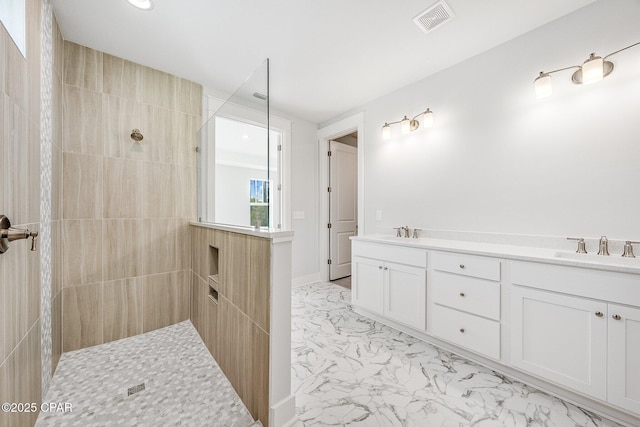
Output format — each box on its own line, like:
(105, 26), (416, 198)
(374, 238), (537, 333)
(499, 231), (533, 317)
(402, 226), (410, 238)
(622, 241), (640, 258)
(597, 236), (610, 256)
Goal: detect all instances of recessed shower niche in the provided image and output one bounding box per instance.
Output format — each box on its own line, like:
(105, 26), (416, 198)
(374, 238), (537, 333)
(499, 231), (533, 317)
(208, 245), (219, 303)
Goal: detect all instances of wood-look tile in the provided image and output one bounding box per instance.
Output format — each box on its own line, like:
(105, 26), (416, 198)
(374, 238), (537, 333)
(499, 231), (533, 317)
(175, 166), (197, 220)
(103, 219), (143, 281)
(175, 78), (202, 116)
(4, 25), (27, 112)
(25, 224), (40, 330)
(103, 157), (143, 218)
(52, 292), (62, 373)
(248, 236), (270, 332)
(142, 66), (175, 109)
(175, 111), (199, 167)
(63, 41), (103, 91)
(63, 85), (103, 155)
(3, 96), (29, 225)
(62, 220), (103, 287)
(0, 95), (4, 219)
(176, 219), (192, 271)
(103, 54), (142, 100)
(1, 234), (28, 360)
(51, 144), (62, 221)
(63, 283), (103, 352)
(141, 104), (176, 164)
(103, 278), (143, 343)
(53, 16), (63, 79)
(52, 73), (63, 150)
(62, 152), (103, 219)
(142, 219), (177, 275)
(0, 355), (9, 427)
(102, 94), (143, 160)
(190, 273), (206, 340)
(27, 123), (40, 224)
(26, 0), (41, 126)
(251, 323), (270, 426)
(142, 161), (175, 218)
(142, 271), (189, 332)
(0, 24), (6, 95)
(51, 220), (63, 297)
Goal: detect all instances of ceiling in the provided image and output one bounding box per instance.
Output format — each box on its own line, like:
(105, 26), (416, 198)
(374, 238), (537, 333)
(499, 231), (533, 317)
(52, 0), (596, 124)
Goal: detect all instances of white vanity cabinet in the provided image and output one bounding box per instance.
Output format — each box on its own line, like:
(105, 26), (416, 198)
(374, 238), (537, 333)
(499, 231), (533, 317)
(352, 241), (427, 330)
(510, 261), (640, 413)
(608, 304), (640, 414)
(430, 251), (502, 359)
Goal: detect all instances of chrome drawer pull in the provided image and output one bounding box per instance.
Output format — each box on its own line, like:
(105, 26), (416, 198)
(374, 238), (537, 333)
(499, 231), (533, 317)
(612, 314), (622, 320)
(595, 311), (604, 317)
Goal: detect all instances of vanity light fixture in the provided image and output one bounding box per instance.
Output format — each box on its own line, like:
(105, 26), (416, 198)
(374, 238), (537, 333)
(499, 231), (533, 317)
(534, 41), (640, 99)
(382, 108), (434, 140)
(126, 0), (153, 10)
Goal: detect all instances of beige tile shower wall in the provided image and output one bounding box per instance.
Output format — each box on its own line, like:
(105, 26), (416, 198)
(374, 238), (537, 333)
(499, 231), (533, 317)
(0, 0), (44, 425)
(190, 225), (270, 426)
(61, 41), (201, 352)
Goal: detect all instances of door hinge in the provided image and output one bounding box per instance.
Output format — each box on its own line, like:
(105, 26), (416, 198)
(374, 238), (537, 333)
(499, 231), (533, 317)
(195, 146), (200, 153)
(327, 259), (332, 265)
(327, 186), (332, 192)
(328, 150), (332, 157)
(278, 144), (282, 151)
(327, 223), (332, 229)
(277, 184), (282, 191)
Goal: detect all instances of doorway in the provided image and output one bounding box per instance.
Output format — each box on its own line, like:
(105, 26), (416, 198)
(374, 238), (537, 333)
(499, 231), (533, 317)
(328, 134), (358, 283)
(317, 112), (364, 284)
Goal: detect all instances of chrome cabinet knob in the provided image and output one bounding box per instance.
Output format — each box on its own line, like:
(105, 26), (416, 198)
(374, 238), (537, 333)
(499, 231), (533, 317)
(378, 266), (383, 270)
(459, 328), (465, 333)
(384, 267), (388, 270)
(612, 314), (622, 320)
(459, 264), (465, 269)
(595, 311), (604, 317)
(459, 292), (465, 297)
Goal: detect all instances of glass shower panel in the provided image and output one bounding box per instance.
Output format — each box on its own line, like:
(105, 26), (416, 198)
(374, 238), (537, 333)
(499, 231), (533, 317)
(197, 59), (281, 229)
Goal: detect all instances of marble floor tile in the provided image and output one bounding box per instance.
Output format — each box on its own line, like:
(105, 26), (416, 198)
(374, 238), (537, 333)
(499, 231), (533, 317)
(36, 321), (257, 427)
(292, 282), (625, 427)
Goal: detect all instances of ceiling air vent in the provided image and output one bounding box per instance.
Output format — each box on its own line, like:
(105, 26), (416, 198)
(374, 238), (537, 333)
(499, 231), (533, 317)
(413, 0), (455, 34)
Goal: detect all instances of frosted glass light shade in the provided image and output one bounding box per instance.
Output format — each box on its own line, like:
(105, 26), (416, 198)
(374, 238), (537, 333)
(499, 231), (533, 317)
(382, 124), (391, 140)
(126, 0), (153, 10)
(581, 54), (604, 85)
(423, 109), (434, 128)
(534, 73), (552, 98)
(400, 116), (411, 134)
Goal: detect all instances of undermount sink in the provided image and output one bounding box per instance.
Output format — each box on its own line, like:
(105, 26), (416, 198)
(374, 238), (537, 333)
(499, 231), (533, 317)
(554, 251), (640, 267)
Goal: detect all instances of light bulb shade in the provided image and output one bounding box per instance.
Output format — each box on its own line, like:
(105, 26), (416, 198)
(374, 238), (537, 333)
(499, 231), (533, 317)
(581, 54), (604, 85)
(422, 109), (434, 128)
(400, 116), (411, 134)
(126, 0), (153, 9)
(534, 72), (552, 98)
(382, 123), (391, 140)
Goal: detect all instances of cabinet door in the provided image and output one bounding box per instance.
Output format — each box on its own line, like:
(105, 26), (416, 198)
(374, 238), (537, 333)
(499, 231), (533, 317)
(510, 286), (607, 400)
(384, 262), (426, 330)
(352, 256), (384, 315)
(608, 304), (640, 413)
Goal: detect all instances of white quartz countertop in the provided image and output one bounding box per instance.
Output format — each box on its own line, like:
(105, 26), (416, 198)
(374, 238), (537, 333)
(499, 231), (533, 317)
(191, 222), (294, 241)
(352, 235), (640, 275)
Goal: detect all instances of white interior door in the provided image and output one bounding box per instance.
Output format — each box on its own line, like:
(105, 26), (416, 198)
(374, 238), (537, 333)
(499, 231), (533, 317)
(329, 141), (357, 280)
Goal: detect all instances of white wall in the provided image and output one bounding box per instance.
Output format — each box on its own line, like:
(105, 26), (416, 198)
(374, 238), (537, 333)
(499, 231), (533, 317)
(322, 0), (640, 241)
(289, 119), (320, 281)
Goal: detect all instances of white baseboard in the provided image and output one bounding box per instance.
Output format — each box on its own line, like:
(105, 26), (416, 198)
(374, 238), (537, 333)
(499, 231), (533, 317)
(291, 273), (320, 288)
(270, 394), (297, 427)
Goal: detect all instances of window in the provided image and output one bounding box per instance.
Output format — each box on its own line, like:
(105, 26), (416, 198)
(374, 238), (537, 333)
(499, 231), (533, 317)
(250, 179), (270, 227)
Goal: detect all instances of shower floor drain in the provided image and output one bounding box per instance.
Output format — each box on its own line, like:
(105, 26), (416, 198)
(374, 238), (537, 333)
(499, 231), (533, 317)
(127, 383), (146, 396)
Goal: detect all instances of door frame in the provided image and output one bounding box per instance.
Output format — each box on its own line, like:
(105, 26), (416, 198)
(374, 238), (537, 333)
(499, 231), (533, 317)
(318, 112), (365, 282)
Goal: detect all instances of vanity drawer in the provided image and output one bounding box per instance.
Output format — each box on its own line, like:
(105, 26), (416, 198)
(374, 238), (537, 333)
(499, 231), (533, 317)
(352, 241), (427, 268)
(431, 251), (501, 281)
(431, 304), (500, 360)
(431, 271), (500, 320)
